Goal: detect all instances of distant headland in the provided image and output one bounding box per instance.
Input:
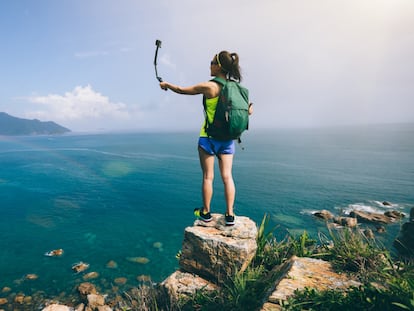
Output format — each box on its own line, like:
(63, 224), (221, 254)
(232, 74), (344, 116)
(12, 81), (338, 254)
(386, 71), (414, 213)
(0, 112), (70, 135)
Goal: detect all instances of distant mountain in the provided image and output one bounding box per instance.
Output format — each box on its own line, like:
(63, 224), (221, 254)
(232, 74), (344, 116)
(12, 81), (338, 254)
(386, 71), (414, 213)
(0, 112), (71, 135)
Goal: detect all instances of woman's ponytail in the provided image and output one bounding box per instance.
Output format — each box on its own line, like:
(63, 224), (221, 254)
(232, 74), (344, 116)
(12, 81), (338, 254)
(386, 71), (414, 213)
(217, 51), (242, 82)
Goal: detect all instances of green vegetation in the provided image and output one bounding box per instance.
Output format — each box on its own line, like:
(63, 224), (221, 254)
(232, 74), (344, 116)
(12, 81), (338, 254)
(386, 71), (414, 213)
(122, 213), (413, 311)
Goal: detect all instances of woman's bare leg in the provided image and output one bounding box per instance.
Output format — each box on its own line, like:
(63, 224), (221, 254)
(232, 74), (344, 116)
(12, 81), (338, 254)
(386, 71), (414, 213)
(218, 154), (235, 216)
(198, 146), (215, 213)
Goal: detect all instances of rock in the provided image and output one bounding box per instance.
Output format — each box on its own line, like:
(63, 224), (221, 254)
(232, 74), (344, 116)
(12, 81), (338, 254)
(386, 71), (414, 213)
(161, 270), (219, 302)
(0, 298), (8, 305)
(87, 294), (105, 309)
(179, 214), (257, 283)
(78, 282), (97, 297)
(42, 304), (72, 311)
(137, 275), (151, 282)
(14, 294), (25, 304)
(25, 273), (39, 280)
(1, 287), (11, 293)
(126, 257), (150, 264)
(313, 210), (334, 220)
(261, 256), (361, 309)
(83, 271), (99, 280)
(75, 303), (85, 311)
(72, 262), (90, 273)
(349, 210), (394, 224)
(376, 226), (386, 233)
(334, 216), (357, 227)
(384, 210), (405, 220)
(105, 260), (118, 269)
(44, 249), (64, 257)
(410, 207), (414, 222)
(114, 277), (127, 285)
(382, 201), (392, 206)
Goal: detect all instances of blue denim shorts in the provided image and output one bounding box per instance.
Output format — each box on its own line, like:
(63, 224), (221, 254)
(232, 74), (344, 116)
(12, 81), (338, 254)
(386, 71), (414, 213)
(198, 137), (235, 155)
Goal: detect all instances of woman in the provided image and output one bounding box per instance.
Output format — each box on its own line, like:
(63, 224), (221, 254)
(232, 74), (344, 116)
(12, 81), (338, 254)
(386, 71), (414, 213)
(160, 51), (251, 226)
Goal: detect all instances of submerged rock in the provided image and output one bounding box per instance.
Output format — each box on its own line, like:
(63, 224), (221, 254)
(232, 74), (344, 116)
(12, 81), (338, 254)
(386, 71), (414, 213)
(114, 277), (127, 285)
(126, 256), (150, 264)
(25, 273), (39, 280)
(105, 260), (118, 269)
(83, 271), (99, 280)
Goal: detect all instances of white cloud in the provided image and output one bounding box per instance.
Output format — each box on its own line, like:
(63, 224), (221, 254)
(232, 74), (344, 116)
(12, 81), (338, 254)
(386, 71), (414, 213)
(25, 85), (131, 130)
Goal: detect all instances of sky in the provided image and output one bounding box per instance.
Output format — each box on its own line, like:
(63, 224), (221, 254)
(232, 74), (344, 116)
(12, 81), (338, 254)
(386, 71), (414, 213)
(0, 0), (413, 132)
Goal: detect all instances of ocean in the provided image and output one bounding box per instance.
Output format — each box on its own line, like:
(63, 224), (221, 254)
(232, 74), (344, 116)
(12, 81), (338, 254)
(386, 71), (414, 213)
(0, 123), (413, 303)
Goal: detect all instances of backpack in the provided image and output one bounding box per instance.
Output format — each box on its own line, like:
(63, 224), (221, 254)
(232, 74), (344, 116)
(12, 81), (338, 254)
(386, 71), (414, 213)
(203, 77), (249, 141)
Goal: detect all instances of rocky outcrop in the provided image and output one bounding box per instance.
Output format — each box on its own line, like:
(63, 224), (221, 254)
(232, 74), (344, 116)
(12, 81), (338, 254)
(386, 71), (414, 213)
(179, 214), (258, 284)
(261, 256), (361, 310)
(393, 208), (414, 258)
(313, 208), (405, 228)
(350, 210), (400, 224)
(161, 214), (257, 302)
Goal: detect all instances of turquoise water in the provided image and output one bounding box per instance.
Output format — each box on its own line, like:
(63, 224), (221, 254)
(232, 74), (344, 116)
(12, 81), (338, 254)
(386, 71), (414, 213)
(0, 124), (413, 301)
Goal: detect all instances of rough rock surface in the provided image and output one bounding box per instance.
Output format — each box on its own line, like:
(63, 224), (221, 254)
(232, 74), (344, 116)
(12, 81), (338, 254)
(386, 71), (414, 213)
(161, 270), (219, 301)
(179, 213), (257, 283)
(313, 210), (334, 220)
(42, 304), (72, 311)
(261, 256), (361, 309)
(350, 210), (395, 224)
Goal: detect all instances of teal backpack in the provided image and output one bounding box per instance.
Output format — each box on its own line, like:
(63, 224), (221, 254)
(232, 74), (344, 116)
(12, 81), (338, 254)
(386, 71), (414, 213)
(203, 77), (250, 141)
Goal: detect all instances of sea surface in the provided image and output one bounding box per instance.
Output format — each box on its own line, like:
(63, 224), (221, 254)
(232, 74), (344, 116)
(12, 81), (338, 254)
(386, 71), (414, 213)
(0, 123), (413, 302)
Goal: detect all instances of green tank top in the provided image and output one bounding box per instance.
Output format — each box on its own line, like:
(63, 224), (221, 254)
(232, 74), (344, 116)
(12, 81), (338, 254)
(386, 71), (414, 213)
(200, 96), (219, 137)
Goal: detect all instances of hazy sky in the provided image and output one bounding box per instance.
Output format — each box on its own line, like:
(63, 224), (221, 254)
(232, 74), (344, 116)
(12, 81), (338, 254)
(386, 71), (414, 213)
(1, 0), (413, 132)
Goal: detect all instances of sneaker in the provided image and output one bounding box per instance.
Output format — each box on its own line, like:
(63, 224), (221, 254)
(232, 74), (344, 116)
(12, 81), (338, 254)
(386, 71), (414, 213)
(194, 208), (212, 222)
(225, 214), (235, 226)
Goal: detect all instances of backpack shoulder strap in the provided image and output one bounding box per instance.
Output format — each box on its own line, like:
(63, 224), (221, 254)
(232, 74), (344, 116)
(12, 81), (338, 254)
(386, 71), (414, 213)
(210, 77), (227, 86)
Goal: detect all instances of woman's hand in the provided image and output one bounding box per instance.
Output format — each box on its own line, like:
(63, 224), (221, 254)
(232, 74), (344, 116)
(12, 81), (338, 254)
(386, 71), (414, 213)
(160, 82), (169, 90)
(248, 103), (254, 115)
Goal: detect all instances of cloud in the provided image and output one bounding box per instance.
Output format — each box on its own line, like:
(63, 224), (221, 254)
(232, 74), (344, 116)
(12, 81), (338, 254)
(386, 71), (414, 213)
(25, 85), (131, 130)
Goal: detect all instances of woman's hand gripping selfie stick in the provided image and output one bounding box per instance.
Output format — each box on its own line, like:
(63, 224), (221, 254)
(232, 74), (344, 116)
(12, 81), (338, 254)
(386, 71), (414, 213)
(154, 39), (167, 91)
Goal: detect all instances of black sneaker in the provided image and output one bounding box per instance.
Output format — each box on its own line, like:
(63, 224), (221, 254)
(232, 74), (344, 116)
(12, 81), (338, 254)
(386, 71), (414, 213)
(225, 214), (235, 226)
(194, 208), (212, 222)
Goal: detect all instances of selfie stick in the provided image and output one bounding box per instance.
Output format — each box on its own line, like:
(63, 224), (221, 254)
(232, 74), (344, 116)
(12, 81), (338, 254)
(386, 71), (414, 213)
(154, 39), (163, 82)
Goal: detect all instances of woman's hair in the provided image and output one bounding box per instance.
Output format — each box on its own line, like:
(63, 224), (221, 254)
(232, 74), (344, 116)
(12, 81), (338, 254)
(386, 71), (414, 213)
(217, 51), (242, 82)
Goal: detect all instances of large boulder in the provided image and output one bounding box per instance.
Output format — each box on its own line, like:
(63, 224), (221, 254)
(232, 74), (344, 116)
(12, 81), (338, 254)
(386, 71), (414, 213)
(261, 256), (361, 309)
(179, 214), (257, 284)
